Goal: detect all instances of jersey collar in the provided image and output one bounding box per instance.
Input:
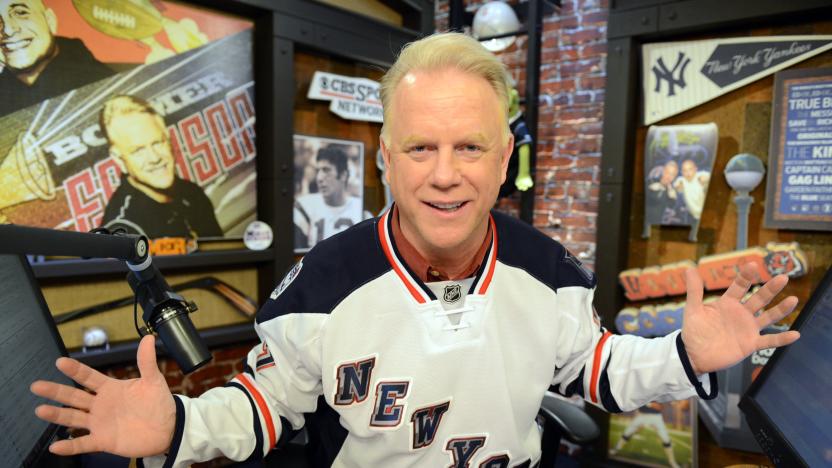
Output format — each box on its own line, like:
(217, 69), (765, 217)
(377, 206), (498, 304)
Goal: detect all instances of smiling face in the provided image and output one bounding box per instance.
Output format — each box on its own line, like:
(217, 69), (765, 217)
(316, 157), (347, 205)
(381, 67), (512, 260)
(660, 160), (678, 185)
(0, 0), (57, 74)
(109, 111), (176, 193)
(682, 159), (697, 181)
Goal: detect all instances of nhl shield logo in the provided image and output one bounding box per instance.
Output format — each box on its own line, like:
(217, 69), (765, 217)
(443, 284), (462, 303)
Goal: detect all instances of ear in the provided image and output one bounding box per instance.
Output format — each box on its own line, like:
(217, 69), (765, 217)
(380, 136), (392, 185)
(499, 133), (514, 185)
(45, 8), (58, 35)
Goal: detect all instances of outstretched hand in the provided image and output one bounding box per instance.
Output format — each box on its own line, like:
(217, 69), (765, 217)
(30, 335), (176, 458)
(681, 264), (801, 375)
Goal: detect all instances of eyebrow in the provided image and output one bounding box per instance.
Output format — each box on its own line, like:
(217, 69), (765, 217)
(399, 133), (490, 146)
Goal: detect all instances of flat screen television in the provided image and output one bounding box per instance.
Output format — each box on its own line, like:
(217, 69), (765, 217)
(739, 265), (832, 467)
(0, 254), (74, 467)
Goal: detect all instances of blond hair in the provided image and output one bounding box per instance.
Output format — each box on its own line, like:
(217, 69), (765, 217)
(380, 32), (512, 143)
(100, 95), (163, 143)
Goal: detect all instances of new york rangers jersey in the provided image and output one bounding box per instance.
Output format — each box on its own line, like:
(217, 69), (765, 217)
(141, 209), (715, 468)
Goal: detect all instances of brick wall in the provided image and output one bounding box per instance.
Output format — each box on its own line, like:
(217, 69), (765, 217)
(436, 0), (608, 270)
(104, 343), (254, 396)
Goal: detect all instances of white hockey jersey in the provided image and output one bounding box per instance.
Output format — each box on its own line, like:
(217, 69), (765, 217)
(141, 209), (715, 468)
(295, 194), (366, 248)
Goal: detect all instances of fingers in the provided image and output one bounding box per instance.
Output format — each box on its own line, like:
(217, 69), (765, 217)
(137, 335), (162, 381)
(30, 380), (93, 411)
(49, 435), (100, 456)
(757, 330), (800, 350)
(755, 296), (799, 329)
(685, 268), (704, 308)
(35, 404), (90, 429)
(722, 263), (760, 301)
(55, 357), (108, 392)
(743, 274), (789, 314)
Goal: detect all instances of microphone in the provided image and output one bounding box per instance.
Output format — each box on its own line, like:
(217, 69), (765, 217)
(0, 224), (212, 373)
(126, 255), (211, 373)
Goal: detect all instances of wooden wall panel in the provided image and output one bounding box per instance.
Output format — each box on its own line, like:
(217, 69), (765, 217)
(629, 40), (832, 312)
(293, 50), (386, 218)
(42, 268), (257, 350)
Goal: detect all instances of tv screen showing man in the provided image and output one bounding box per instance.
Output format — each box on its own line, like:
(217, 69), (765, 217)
(99, 95), (222, 239)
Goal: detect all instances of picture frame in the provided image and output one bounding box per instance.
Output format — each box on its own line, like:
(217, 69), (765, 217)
(765, 67), (832, 231)
(608, 399), (698, 468)
(293, 134), (368, 253)
(0, 0), (257, 241)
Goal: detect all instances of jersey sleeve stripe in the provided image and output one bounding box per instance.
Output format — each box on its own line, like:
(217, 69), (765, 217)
(589, 331), (613, 404)
(377, 211), (428, 304)
(236, 373), (277, 451)
(226, 382), (265, 460)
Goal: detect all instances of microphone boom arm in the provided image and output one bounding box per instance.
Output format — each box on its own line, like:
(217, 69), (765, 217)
(0, 224), (211, 373)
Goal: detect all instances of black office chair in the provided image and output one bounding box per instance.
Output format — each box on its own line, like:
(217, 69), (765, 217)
(537, 391), (601, 467)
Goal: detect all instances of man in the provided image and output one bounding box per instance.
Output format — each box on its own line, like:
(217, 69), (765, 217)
(674, 158), (711, 221)
(0, 0), (114, 116)
(31, 33), (800, 467)
(294, 146), (366, 250)
(645, 159), (679, 225)
(100, 95), (222, 238)
(610, 402), (682, 468)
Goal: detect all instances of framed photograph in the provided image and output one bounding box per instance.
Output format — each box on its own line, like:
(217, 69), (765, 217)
(608, 399), (698, 468)
(293, 135), (368, 253)
(0, 0), (256, 240)
(765, 67), (832, 231)
(643, 123), (718, 241)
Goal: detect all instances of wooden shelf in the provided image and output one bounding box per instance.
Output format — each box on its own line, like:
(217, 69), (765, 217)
(32, 249), (274, 279)
(71, 324), (258, 369)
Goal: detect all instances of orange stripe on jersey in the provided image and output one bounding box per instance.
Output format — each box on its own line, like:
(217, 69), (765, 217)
(377, 213), (426, 304)
(477, 215), (498, 294)
(589, 331), (612, 404)
(256, 362), (276, 371)
(237, 373), (277, 450)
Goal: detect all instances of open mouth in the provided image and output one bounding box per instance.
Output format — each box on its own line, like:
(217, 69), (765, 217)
(1, 38), (32, 52)
(425, 201), (467, 212)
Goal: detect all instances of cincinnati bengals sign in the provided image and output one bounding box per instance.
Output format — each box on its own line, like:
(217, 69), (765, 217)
(619, 242), (807, 301)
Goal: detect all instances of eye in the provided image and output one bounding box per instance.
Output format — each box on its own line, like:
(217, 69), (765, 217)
(410, 145), (428, 153)
(12, 7), (30, 18)
(459, 144), (482, 153)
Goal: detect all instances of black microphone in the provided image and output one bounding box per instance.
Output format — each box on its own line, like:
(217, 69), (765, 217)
(126, 256), (212, 374)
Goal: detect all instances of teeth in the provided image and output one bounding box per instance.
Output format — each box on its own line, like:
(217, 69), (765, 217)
(429, 202), (463, 211)
(3, 39), (30, 51)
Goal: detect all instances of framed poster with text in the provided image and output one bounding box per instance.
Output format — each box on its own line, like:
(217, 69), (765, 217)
(765, 68), (832, 231)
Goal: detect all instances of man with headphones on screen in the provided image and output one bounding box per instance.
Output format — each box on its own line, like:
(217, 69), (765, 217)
(31, 32), (800, 467)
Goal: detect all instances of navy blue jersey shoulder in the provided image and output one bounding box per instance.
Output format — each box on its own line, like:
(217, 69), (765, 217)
(491, 210), (596, 291)
(257, 217), (391, 323)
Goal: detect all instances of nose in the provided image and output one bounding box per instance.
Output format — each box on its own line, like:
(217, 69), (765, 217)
(1, 16), (18, 37)
(146, 144), (166, 164)
(429, 146), (462, 189)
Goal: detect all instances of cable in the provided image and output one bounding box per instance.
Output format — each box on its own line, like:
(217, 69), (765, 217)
(133, 292), (145, 337)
